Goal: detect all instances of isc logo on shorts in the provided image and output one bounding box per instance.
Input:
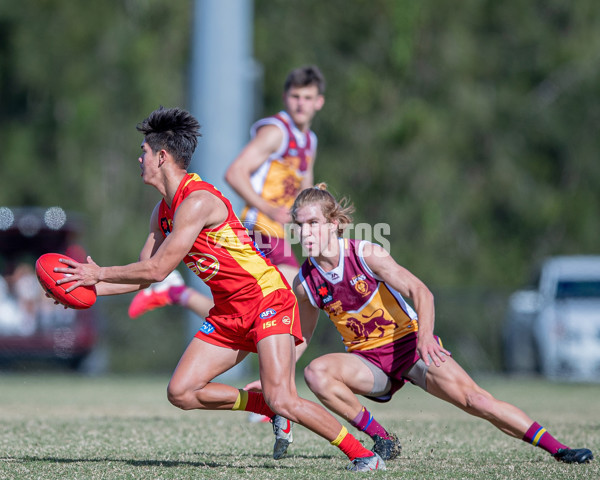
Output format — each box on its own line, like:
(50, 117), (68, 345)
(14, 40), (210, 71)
(263, 320), (277, 329)
(259, 308), (277, 319)
(200, 320), (215, 334)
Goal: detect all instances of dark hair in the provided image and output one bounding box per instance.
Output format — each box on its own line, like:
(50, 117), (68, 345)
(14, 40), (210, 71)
(136, 106), (202, 169)
(284, 65), (326, 95)
(291, 183), (354, 236)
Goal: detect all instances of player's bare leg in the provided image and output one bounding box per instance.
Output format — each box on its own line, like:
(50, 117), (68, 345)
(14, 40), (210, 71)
(257, 334), (382, 468)
(424, 356), (532, 437)
(257, 335), (345, 439)
(424, 356), (593, 463)
(243, 268), (297, 425)
(185, 290), (213, 318)
(167, 338), (249, 410)
(303, 352), (374, 419)
(304, 352), (402, 460)
(166, 335), (383, 469)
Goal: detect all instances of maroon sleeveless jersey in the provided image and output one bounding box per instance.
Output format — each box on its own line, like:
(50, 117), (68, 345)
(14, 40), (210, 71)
(299, 238), (419, 351)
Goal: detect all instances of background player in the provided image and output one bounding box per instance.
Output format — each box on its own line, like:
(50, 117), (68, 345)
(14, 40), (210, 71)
(225, 64), (325, 285)
(55, 107), (384, 472)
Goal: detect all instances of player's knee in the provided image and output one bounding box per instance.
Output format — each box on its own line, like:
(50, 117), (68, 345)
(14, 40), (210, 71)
(265, 396), (286, 416)
(304, 360), (330, 394)
(166, 383), (202, 410)
(264, 391), (297, 419)
(464, 390), (494, 416)
(166, 385), (187, 409)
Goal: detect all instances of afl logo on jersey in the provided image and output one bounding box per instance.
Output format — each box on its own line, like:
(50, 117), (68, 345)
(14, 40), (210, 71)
(259, 308), (277, 319)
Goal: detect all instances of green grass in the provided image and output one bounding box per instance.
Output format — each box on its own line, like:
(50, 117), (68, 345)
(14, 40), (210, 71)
(0, 373), (598, 479)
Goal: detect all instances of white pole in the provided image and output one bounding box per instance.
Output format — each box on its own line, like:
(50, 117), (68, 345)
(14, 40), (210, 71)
(186, 0), (258, 381)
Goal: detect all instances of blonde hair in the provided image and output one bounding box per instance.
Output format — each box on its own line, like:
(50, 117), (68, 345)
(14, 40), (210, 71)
(291, 183), (354, 236)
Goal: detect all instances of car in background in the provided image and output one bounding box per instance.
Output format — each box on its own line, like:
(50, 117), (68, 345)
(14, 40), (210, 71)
(0, 206), (97, 369)
(503, 255), (600, 381)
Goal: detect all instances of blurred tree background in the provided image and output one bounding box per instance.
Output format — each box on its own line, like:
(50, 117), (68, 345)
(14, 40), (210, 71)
(1, 0), (599, 372)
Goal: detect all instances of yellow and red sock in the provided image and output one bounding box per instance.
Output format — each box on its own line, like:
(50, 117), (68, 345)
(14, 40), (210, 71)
(231, 389), (274, 418)
(331, 426), (374, 461)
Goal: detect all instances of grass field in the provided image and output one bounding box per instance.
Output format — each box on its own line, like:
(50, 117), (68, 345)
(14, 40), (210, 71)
(0, 373), (598, 479)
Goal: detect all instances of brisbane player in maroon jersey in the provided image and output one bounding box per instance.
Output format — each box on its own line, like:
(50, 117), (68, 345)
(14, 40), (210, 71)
(277, 183), (592, 465)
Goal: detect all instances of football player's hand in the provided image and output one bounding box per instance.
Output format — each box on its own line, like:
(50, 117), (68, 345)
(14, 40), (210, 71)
(265, 205), (291, 225)
(55, 255), (100, 292)
(417, 335), (451, 367)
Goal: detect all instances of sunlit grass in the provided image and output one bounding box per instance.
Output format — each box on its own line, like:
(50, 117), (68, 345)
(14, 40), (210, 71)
(0, 373), (598, 479)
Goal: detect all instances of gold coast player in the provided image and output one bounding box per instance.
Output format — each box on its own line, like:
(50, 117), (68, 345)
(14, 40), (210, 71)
(127, 66), (324, 328)
(127, 66), (325, 424)
(55, 107), (384, 472)
(281, 183), (593, 464)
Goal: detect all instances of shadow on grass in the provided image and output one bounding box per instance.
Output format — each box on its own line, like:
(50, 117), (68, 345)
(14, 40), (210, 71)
(9, 452), (337, 470)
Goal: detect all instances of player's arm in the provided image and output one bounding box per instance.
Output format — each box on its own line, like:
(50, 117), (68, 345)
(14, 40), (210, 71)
(293, 274), (320, 360)
(225, 125), (290, 224)
(57, 191), (226, 292)
(300, 167), (314, 191)
(362, 242), (450, 366)
(299, 149), (316, 191)
(94, 202), (165, 296)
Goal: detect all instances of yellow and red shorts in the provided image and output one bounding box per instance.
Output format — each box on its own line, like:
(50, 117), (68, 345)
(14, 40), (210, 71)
(195, 288), (302, 353)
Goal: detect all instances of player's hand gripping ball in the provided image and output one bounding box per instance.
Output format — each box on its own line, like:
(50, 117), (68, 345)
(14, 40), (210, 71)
(35, 253), (97, 309)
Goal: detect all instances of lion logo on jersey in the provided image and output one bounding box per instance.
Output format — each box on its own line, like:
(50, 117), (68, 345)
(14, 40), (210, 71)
(345, 308), (395, 341)
(354, 279), (369, 296)
(350, 274), (370, 296)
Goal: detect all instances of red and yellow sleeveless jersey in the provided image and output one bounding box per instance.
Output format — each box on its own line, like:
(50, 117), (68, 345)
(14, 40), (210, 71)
(158, 173), (289, 316)
(241, 110), (317, 238)
(299, 238), (419, 352)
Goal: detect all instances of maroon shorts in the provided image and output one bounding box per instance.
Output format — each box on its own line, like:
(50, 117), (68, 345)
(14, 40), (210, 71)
(195, 288), (303, 353)
(351, 333), (445, 402)
(249, 231), (299, 268)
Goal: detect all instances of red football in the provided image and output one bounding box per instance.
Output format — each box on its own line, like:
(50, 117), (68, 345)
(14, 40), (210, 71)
(35, 253), (97, 309)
